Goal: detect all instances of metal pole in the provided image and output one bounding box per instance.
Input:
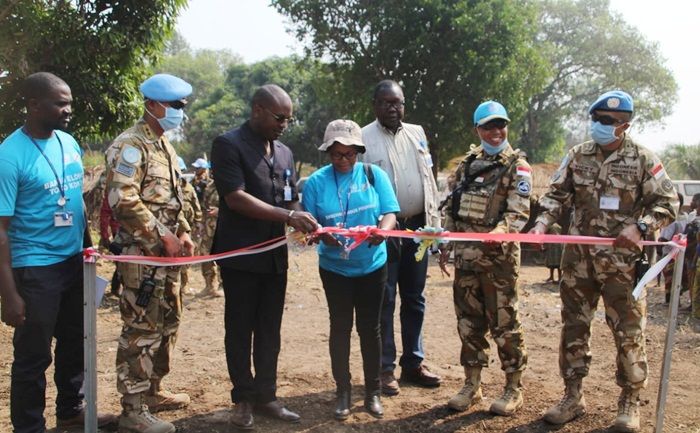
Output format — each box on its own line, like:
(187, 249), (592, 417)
(654, 245), (686, 433)
(83, 258), (98, 433)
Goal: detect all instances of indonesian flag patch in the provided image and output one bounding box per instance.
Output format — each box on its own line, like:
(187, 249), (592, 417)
(651, 162), (666, 180)
(516, 166), (532, 178)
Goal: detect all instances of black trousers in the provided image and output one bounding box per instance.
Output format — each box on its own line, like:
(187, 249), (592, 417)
(319, 265), (386, 396)
(220, 267), (286, 404)
(11, 254), (84, 433)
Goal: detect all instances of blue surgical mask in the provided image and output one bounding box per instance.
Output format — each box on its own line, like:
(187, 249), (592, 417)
(590, 121), (618, 145)
(146, 103), (185, 131)
(481, 139), (508, 155)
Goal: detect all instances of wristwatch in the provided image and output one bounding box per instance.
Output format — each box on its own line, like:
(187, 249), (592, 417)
(636, 220), (649, 236)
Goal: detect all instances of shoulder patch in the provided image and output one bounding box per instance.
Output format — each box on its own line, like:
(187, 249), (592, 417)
(516, 165), (532, 178)
(662, 178), (674, 192)
(517, 180), (531, 196)
(115, 162), (136, 177)
(121, 145), (141, 165)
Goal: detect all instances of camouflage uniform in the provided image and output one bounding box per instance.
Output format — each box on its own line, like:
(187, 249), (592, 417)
(199, 179), (220, 291)
(444, 144), (530, 372)
(536, 136), (677, 390)
(105, 119), (190, 407)
(179, 178), (202, 290)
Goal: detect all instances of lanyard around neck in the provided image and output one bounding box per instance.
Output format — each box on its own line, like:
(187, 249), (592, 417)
(23, 128), (67, 207)
(333, 168), (353, 227)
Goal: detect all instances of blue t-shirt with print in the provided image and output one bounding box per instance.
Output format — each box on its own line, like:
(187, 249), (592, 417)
(302, 162), (399, 277)
(0, 128), (85, 267)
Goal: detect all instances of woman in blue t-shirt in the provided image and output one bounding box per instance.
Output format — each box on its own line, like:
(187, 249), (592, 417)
(302, 119), (399, 420)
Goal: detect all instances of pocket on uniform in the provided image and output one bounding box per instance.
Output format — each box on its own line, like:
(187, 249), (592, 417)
(141, 160), (173, 204)
(118, 245), (142, 288)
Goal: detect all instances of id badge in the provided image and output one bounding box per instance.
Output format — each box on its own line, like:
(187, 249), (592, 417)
(54, 211), (74, 227)
(283, 185), (292, 201)
(599, 195), (620, 210)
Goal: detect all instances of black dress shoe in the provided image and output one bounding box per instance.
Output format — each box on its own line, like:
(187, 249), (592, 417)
(256, 400), (301, 423)
(364, 394), (384, 419)
(334, 389), (351, 420)
(401, 364), (442, 388)
(231, 401), (254, 430)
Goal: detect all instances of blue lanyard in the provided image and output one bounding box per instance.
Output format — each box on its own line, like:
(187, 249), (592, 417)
(23, 128), (67, 207)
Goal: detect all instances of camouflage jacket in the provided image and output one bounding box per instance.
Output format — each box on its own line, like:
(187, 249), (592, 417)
(180, 178), (202, 227)
(201, 179), (219, 237)
(444, 144), (531, 259)
(536, 136), (677, 241)
(105, 120), (190, 256)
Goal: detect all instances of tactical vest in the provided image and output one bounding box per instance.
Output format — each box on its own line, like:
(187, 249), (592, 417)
(450, 153), (518, 227)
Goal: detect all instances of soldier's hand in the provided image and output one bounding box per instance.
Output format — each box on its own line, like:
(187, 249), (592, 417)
(180, 232), (195, 256)
(288, 211), (318, 234)
(613, 224), (643, 250)
(1, 293), (26, 328)
(207, 207), (219, 217)
(161, 231), (182, 257)
(438, 245), (451, 277)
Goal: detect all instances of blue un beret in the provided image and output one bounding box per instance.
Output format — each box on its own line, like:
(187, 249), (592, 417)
(140, 73), (192, 102)
(588, 90), (634, 114)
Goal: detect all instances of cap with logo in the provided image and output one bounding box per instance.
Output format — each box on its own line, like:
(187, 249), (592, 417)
(191, 158), (210, 169)
(473, 101), (510, 126)
(588, 90), (634, 114)
(318, 119), (366, 153)
(140, 73), (192, 102)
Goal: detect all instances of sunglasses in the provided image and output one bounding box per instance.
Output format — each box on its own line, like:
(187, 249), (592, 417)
(329, 150), (358, 161)
(478, 119), (508, 130)
(592, 114), (626, 126)
(155, 100), (187, 110)
(376, 100), (406, 110)
(263, 106), (295, 124)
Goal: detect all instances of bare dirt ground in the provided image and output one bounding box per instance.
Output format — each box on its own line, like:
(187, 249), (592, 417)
(1, 246), (699, 433)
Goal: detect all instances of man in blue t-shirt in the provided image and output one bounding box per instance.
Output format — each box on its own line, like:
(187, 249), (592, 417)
(0, 72), (116, 432)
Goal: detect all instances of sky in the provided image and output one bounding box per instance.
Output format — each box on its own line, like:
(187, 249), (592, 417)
(177, 0), (700, 153)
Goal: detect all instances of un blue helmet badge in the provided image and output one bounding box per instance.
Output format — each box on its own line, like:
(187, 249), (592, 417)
(517, 180), (531, 196)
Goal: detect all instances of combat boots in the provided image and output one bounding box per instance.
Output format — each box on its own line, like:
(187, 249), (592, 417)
(614, 388), (640, 432)
(447, 366), (482, 411)
(145, 379), (190, 412)
(119, 394), (175, 433)
(490, 370), (523, 416)
(543, 378), (587, 424)
(200, 275), (224, 298)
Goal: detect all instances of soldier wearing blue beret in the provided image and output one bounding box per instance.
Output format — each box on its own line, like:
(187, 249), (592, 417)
(532, 90), (678, 432)
(105, 73), (195, 433)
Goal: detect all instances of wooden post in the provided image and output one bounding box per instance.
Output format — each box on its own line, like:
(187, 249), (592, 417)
(654, 245), (686, 433)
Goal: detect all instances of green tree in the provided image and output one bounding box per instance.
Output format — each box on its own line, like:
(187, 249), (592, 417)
(520, 0), (678, 161)
(660, 143), (700, 180)
(272, 0), (549, 168)
(0, 0), (187, 143)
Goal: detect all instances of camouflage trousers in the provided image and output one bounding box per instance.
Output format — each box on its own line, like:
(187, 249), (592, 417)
(199, 230), (219, 288)
(452, 244), (527, 373)
(558, 244), (647, 389)
(116, 252), (182, 399)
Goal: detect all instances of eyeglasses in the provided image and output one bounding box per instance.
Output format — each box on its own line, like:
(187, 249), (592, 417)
(329, 150), (358, 161)
(592, 114), (626, 126)
(263, 106), (295, 124)
(376, 100), (405, 110)
(478, 119), (509, 130)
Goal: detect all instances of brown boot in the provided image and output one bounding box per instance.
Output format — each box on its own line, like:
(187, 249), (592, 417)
(614, 388), (641, 432)
(145, 379), (190, 413)
(447, 366), (482, 411)
(490, 370), (523, 416)
(119, 393), (175, 433)
(543, 378), (587, 424)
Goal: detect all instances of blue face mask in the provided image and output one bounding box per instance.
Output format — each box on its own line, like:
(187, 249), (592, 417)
(590, 121), (618, 145)
(146, 103), (185, 131)
(481, 139), (508, 155)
